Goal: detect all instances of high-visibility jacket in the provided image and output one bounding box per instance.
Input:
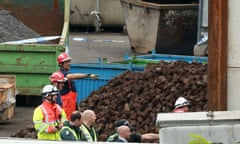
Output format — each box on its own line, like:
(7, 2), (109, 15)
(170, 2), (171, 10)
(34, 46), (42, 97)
(59, 70), (77, 120)
(80, 124), (97, 142)
(61, 91), (77, 120)
(33, 101), (67, 140)
(60, 121), (82, 141)
(107, 132), (141, 142)
(107, 133), (118, 142)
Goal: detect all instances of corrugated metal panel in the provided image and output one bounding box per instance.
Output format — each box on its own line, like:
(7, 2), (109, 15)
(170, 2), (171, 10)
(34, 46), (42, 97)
(130, 53), (208, 64)
(75, 78), (109, 103)
(70, 63), (144, 79)
(70, 63), (145, 103)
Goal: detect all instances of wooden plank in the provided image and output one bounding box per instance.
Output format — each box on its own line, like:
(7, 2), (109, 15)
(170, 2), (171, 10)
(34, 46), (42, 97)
(0, 84), (14, 105)
(0, 102), (15, 121)
(208, 0), (228, 110)
(0, 75), (16, 93)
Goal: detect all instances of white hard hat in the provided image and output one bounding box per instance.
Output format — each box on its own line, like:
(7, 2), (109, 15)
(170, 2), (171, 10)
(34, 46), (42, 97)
(174, 97), (190, 109)
(41, 84), (59, 97)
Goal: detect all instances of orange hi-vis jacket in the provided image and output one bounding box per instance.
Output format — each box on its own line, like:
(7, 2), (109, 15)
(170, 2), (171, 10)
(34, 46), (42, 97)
(59, 70), (77, 120)
(61, 90), (77, 120)
(33, 101), (67, 140)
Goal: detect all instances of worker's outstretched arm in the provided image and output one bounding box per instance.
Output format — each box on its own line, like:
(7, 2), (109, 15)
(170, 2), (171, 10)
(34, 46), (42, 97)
(67, 73), (98, 80)
(141, 133), (159, 140)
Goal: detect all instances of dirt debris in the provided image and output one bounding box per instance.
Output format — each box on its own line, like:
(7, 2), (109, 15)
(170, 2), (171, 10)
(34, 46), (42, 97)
(11, 61), (208, 142)
(79, 61), (208, 141)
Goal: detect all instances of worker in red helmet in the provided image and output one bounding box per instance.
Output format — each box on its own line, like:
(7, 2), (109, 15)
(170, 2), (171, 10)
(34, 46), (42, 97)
(56, 52), (98, 120)
(173, 97), (190, 113)
(49, 71), (67, 106)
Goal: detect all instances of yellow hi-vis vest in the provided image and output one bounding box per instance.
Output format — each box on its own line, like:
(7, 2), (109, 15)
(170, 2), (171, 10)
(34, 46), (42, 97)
(80, 124), (97, 142)
(33, 101), (67, 140)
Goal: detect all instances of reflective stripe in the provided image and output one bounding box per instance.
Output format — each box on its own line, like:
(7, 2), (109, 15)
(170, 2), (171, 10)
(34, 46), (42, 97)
(61, 126), (79, 140)
(1, 36), (61, 44)
(45, 122), (55, 124)
(80, 125), (97, 142)
(56, 105), (62, 112)
(40, 105), (49, 123)
(39, 104), (58, 133)
(33, 120), (42, 124)
(38, 124), (47, 132)
(33, 102), (66, 140)
(56, 105), (67, 122)
(72, 37), (129, 43)
(107, 133), (118, 142)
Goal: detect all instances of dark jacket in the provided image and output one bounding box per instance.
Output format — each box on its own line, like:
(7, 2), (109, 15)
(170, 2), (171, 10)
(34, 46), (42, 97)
(60, 121), (82, 141)
(107, 132), (141, 142)
(113, 136), (128, 142)
(59, 69), (76, 95)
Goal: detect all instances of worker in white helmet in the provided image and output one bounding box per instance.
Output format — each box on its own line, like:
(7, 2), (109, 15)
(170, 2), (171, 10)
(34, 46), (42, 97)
(33, 84), (67, 140)
(173, 97), (190, 113)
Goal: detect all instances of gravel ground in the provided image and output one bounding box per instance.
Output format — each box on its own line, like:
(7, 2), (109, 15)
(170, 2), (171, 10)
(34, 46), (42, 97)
(0, 107), (34, 137)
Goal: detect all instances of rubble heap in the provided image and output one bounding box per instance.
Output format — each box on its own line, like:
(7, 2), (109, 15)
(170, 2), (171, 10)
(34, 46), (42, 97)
(11, 61), (208, 142)
(0, 9), (40, 43)
(79, 61), (208, 141)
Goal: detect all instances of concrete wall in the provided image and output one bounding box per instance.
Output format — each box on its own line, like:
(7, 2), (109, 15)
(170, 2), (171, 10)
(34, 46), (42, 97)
(160, 124), (240, 144)
(227, 0), (240, 110)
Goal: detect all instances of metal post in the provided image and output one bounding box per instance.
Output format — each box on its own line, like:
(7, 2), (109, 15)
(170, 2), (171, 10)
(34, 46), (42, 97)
(197, 0), (203, 42)
(197, 0), (208, 42)
(95, 0), (100, 32)
(208, 0), (228, 111)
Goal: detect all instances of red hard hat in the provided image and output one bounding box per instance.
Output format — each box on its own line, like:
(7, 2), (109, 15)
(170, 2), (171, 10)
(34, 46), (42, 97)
(57, 53), (71, 64)
(49, 71), (66, 83)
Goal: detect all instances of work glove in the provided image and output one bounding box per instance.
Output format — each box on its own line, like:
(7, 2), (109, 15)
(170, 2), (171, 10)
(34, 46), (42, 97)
(88, 74), (99, 79)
